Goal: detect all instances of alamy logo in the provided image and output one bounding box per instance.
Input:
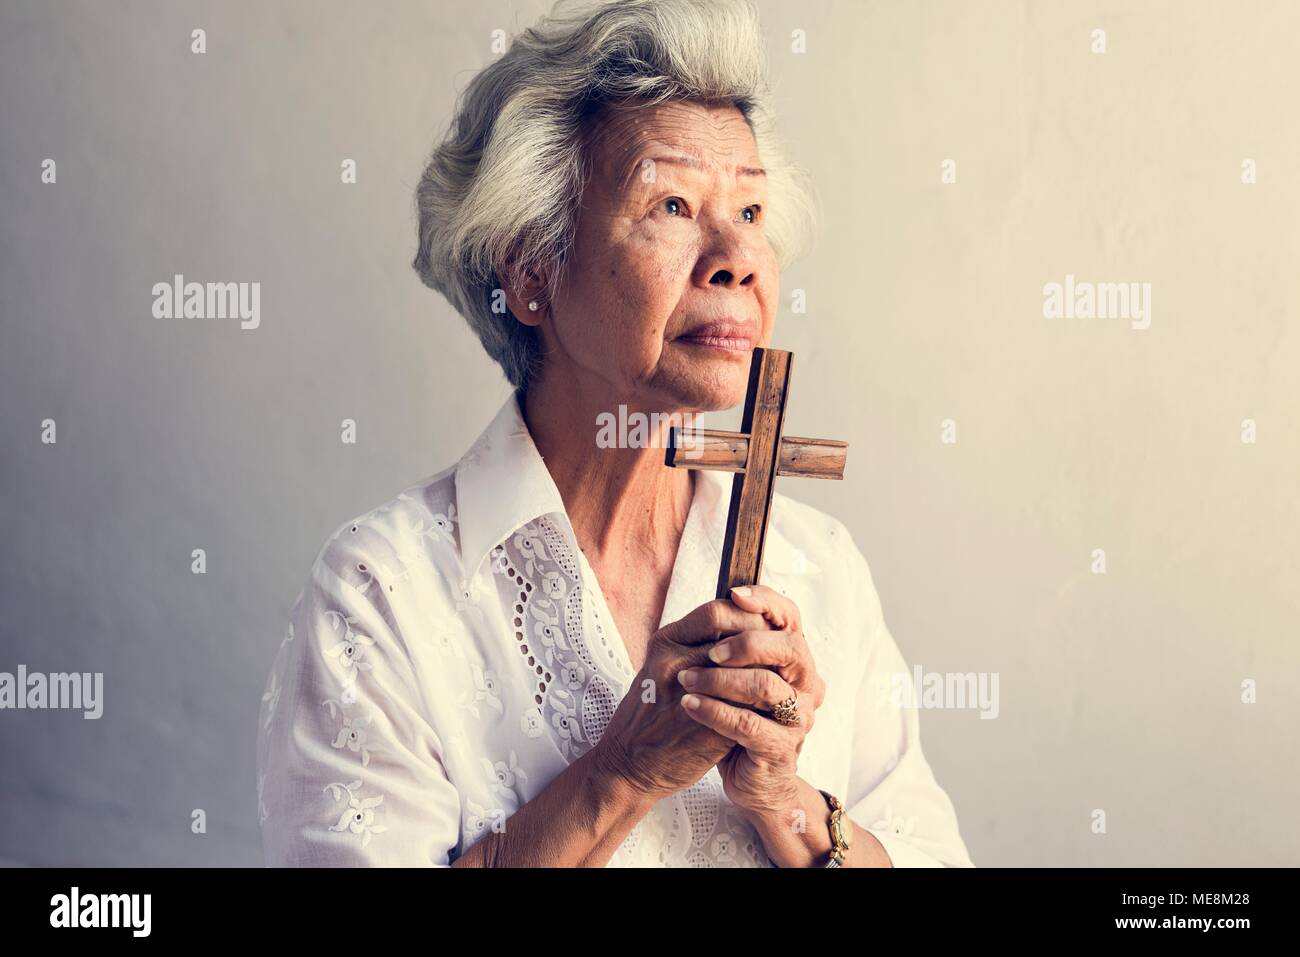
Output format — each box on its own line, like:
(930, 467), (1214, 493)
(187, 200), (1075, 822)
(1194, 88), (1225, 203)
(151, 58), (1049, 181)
(152, 274), (261, 329)
(0, 665), (103, 719)
(50, 886), (151, 937)
(890, 665), (1000, 719)
(1042, 274), (1151, 330)
(595, 405), (705, 450)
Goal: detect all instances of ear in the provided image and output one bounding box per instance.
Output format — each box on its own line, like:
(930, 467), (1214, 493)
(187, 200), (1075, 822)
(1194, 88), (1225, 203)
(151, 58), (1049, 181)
(501, 265), (549, 328)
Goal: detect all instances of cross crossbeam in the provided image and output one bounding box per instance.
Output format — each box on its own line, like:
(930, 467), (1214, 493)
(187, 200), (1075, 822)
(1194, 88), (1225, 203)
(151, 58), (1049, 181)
(665, 348), (849, 600)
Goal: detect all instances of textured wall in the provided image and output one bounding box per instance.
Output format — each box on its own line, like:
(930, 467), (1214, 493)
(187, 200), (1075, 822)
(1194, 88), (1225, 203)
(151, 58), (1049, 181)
(1, 0), (1296, 866)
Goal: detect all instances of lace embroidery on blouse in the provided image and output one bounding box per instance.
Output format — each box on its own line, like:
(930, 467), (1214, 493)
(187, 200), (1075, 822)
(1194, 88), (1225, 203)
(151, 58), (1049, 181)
(489, 515), (619, 762)
(488, 513), (770, 867)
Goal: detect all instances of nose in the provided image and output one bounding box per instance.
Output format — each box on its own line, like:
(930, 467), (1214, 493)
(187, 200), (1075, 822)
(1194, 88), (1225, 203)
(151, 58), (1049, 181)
(692, 219), (758, 290)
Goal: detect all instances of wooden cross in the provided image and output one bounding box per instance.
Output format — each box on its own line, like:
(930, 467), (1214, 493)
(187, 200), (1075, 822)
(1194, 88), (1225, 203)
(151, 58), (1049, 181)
(665, 348), (849, 600)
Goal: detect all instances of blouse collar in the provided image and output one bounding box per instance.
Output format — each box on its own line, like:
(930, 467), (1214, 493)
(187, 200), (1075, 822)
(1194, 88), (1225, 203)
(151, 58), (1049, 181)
(452, 389), (815, 583)
(453, 390), (569, 578)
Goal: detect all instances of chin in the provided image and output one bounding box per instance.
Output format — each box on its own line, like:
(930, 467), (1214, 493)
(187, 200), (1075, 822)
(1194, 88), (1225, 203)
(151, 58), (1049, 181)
(661, 365), (750, 413)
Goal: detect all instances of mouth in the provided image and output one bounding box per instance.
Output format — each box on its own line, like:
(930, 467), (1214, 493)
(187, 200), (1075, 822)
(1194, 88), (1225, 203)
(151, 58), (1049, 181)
(674, 319), (755, 354)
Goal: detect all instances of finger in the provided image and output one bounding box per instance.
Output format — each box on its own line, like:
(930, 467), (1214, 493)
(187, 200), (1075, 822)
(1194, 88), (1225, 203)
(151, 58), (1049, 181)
(677, 664), (796, 711)
(708, 629), (824, 704)
(728, 585), (802, 633)
(679, 692), (783, 754)
(657, 599), (772, 648)
(709, 629), (803, 669)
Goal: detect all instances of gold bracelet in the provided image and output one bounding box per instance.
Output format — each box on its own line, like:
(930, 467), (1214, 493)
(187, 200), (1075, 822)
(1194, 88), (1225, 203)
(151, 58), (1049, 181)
(818, 789), (851, 868)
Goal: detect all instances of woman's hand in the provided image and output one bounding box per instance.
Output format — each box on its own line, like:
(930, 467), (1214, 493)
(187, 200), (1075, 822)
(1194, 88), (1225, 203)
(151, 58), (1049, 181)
(590, 598), (774, 801)
(675, 585), (827, 814)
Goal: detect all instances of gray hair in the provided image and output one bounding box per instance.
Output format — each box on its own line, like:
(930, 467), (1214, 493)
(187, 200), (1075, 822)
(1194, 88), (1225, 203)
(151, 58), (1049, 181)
(412, 0), (817, 390)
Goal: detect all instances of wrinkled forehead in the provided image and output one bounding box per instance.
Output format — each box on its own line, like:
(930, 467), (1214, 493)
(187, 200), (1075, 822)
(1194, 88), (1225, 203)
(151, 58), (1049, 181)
(581, 99), (764, 191)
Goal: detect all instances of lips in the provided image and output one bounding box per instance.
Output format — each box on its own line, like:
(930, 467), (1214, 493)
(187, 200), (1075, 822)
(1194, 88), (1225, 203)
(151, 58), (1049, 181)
(675, 319), (756, 353)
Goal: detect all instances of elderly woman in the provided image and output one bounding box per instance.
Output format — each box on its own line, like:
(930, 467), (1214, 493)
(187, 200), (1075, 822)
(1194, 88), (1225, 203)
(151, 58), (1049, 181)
(257, 0), (973, 868)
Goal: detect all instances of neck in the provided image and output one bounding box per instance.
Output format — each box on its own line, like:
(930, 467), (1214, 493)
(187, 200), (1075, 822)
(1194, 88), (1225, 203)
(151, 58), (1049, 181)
(520, 373), (695, 569)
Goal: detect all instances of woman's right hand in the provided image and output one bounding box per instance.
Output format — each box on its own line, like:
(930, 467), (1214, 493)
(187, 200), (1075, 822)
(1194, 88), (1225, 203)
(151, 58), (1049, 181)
(590, 598), (774, 800)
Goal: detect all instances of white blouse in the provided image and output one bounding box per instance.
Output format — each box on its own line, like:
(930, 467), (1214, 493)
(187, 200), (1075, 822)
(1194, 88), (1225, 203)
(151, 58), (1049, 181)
(256, 392), (974, 868)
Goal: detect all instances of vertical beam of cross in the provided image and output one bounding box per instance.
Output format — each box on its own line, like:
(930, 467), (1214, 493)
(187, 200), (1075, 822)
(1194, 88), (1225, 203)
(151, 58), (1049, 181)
(665, 348), (849, 600)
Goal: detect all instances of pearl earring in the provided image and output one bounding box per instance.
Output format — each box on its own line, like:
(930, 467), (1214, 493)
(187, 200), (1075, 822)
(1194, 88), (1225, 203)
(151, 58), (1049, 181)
(527, 301), (539, 312)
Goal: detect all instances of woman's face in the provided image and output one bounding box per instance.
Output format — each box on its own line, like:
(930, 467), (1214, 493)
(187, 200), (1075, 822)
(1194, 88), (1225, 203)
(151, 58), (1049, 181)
(529, 100), (778, 412)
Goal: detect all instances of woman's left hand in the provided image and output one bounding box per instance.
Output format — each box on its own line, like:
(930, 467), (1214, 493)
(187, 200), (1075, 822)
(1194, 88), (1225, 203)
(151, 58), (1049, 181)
(675, 584), (826, 814)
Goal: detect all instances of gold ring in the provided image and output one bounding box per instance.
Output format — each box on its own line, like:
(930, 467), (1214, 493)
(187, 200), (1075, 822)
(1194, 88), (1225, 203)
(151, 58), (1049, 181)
(770, 695), (801, 726)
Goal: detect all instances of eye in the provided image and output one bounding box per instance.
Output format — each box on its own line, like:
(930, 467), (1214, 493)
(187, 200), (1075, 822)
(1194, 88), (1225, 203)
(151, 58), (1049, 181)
(739, 204), (761, 223)
(660, 196), (688, 217)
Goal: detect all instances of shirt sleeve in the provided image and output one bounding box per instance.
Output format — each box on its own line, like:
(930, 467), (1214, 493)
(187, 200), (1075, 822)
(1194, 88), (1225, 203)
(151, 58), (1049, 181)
(256, 527), (463, 866)
(839, 530), (976, 868)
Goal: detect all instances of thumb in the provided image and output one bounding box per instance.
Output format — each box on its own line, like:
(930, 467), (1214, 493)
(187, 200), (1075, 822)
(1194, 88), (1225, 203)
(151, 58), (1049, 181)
(728, 584), (799, 632)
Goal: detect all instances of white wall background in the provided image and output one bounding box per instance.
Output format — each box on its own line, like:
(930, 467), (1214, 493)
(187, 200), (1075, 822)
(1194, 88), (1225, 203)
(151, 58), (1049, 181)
(1, 0), (1296, 866)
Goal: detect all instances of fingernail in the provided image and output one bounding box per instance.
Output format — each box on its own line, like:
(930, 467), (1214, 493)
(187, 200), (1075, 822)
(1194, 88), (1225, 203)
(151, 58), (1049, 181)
(677, 668), (697, 688)
(731, 586), (752, 597)
(681, 693), (701, 710)
(708, 643), (731, 663)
